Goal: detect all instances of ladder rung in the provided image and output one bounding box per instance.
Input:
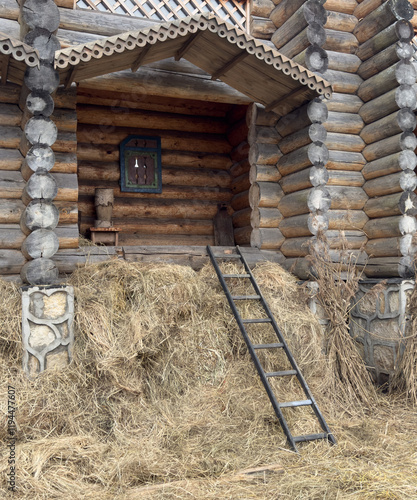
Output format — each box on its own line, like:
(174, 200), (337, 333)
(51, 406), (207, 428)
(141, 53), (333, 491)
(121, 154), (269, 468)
(293, 433), (329, 444)
(265, 370), (297, 377)
(231, 295), (261, 300)
(213, 254), (241, 259)
(252, 343), (284, 349)
(279, 399), (312, 408)
(223, 274), (250, 278)
(242, 318), (272, 324)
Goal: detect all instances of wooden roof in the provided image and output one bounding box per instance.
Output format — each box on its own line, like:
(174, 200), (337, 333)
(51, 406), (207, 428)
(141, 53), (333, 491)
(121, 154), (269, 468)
(55, 14), (332, 114)
(0, 32), (40, 84)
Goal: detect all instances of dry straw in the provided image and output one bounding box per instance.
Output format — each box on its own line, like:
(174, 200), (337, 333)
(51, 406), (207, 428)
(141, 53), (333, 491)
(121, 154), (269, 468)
(0, 259), (416, 498)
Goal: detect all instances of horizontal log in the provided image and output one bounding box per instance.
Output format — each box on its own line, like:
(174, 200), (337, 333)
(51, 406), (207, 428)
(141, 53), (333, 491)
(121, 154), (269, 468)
(275, 100), (328, 138)
(117, 233), (215, 247)
(357, 42), (410, 81)
(363, 256), (403, 277)
(0, 148), (23, 171)
(279, 213), (312, 238)
(353, 0), (414, 44)
(234, 226), (252, 245)
(230, 159), (250, 179)
(246, 103), (279, 127)
(76, 104), (228, 135)
(325, 132), (365, 152)
(248, 125), (280, 146)
(79, 196), (220, 220)
(365, 237), (401, 258)
(327, 210), (369, 230)
(250, 0), (275, 18)
(364, 192), (403, 218)
(359, 20), (414, 63)
(325, 11), (357, 32)
(358, 61), (416, 102)
(324, 93), (363, 114)
(278, 27), (311, 60)
(231, 141), (250, 163)
(327, 150), (366, 171)
(354, 0), (384, 21)
(78, 182), (232, 203)
(359, 85), (416, 124)
(277, 142), (329, 177)
(278, 189), (310, 218)
(231, 190), (249, 212)
(362, 151), (416, 180)
(325, 230), (367, 250)
(250, 228), (284, 249)
(325, 0), (357, 14)
(363, 172), (404, 197)
(249, 164), (280, 184)
(282, 257), (312, 280)
(232, 172), (250, 195)
(0, 224), (78, 250)
(249, 143), (281, 166)
(324, 111), (364, 135)
(327, 170), (364, 187)
(326, 51), (361, 73)
(0, 103), (21, 127)
(323, 29), (359, 54)
(77, 69), (251, 106)
(280, 166), (329, 194)
(362, 132), (417, 161)
(269, 0), (306, 30)
(0, 198), (77, 224)
(76, 126), (231, 154)
(280, 236), (312, 257)
(249, 181), (284, 209)
(232, 208), (251, 228)
(364, 216), (405, 239)
(328, 186), (368, 210)
(81, 217), (213, 237)
(249, 16), (276, 39)
(0, 249), (26, 274)
(0, 125), (21, 149)
(323, 70), (363, 94)
(361, 109), (416, 145)
(251, 207), (283, 229)
(278, 124), (327, 155)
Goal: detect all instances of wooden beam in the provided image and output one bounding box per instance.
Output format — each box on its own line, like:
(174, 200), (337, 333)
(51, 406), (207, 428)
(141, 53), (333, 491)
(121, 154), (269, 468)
(175, 32), (203, 61)
(211, 52), (249, 80)
(131, 44), (152, 72)
(265, 86), (307, 113)
(1, 55), (10, 85)
(64, 65), (77, 89)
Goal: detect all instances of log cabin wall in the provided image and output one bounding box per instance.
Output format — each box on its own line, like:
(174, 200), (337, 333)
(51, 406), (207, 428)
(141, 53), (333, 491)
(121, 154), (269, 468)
(355, 0), (417, 278)
(76, 91), (238, 246)
(266, 0), (333, 277)
(246, 103), (285, 254)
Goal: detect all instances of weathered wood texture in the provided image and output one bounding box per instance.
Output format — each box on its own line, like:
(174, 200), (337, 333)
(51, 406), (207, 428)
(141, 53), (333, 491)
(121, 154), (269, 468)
(76, 94), (237, 247)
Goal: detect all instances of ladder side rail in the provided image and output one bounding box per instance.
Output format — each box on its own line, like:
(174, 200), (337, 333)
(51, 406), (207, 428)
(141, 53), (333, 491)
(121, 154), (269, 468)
(237, 246), (336, 443)
(206, 246), (298, 451)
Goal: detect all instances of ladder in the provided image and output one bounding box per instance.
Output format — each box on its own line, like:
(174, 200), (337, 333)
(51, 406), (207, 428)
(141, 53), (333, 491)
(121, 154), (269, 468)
(207, 245), (336, 452)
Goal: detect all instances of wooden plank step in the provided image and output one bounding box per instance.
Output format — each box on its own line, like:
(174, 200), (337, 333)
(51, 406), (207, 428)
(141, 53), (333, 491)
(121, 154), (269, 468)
(293, 433), (329, 443)
(223, 273), (250, 278)
(279, 400), (312, 408)
(253, 343), (284, 349)
(265, 370), (297, 377)
(241, 318), (272, 324)
(231, 295), (261, 300)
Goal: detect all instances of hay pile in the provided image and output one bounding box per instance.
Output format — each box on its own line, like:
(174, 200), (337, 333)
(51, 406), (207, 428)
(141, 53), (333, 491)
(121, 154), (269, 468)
(1, 260), (417, 499)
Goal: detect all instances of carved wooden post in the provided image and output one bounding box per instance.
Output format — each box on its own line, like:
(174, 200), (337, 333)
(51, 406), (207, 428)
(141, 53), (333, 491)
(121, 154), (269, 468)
(19, 0), (61, 285)
(18, 0), (75, 378)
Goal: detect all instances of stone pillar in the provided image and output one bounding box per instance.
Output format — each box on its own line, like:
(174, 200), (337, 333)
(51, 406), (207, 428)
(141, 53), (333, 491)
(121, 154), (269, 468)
(22, 285), (74, 378)
(350, 279), (414, 384)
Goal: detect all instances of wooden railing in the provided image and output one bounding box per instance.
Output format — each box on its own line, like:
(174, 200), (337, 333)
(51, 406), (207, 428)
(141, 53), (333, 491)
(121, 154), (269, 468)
(76, 0), (247, 31)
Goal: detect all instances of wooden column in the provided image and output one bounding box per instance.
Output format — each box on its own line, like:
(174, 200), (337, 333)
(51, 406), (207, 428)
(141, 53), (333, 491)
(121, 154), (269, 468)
(19, 0), (61, 285)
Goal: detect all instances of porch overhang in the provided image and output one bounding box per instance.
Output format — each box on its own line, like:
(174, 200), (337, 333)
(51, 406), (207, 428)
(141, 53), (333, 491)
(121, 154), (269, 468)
(0, 32), (40, 83)
(55, 14), (332, 115)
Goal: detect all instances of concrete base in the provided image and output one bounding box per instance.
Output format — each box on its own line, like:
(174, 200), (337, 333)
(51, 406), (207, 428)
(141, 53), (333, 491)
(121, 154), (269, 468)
(21, 285), (74, 378)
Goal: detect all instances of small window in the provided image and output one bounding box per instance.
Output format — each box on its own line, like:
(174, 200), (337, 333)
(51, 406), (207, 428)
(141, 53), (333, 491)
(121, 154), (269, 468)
(120, 135), (162, 193)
